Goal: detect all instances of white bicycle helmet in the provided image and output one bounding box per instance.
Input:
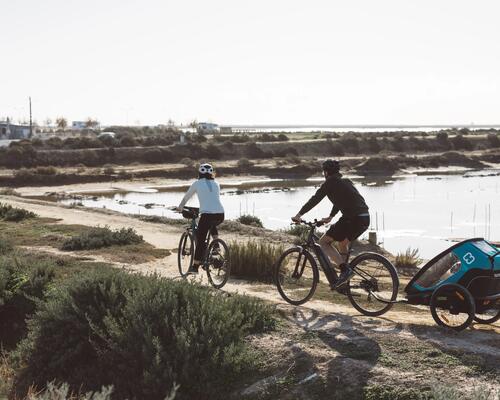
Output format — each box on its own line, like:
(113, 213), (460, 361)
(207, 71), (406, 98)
(199, 163), (214, 175)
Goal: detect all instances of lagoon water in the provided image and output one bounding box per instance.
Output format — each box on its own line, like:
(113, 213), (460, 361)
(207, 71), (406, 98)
(61, 171), (500, 259)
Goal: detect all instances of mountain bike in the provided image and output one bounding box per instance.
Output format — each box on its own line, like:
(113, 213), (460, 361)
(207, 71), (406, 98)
(176, 206), (230, 289)
(275, 219), (399, 316)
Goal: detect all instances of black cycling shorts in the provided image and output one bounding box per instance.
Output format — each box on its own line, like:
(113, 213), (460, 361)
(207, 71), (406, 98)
(326, 215), (370, 242)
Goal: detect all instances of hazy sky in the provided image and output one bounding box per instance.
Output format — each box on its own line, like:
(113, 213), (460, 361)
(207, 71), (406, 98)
(1, 0), (499, 126)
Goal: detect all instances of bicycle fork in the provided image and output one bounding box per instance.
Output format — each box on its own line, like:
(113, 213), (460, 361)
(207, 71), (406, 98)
(292, 248), (308, 279)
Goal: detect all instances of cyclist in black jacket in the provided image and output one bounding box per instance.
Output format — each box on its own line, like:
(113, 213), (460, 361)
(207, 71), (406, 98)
(292, 160), (370, 288)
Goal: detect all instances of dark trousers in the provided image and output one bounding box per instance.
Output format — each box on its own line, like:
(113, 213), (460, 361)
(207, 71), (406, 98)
(194, 213), (224, 262)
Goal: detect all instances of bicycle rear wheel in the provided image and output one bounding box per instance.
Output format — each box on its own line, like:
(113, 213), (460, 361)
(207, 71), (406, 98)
(347, 252), (398, 316)
(275, 247), (319, 306)
(178, 231), (194, 278)
(206, 239), (230, 289)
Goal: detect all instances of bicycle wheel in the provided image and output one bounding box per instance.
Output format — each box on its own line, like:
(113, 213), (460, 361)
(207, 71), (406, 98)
(178, 231), (194, 277)
(474, 308), (500, 325)
(430, 284), (475, 331)
(347, 252), (399, 316)
(206, 239), (230, 289)
(275, 247), (319, 306)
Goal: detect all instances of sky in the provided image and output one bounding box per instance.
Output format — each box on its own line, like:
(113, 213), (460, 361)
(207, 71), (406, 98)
(1, 0), (499, 126)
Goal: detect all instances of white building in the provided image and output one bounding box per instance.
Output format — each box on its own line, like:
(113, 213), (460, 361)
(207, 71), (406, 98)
(197, 122), (219, 134)
(0, 121), (31, 139)
(71, 121), (87, 130)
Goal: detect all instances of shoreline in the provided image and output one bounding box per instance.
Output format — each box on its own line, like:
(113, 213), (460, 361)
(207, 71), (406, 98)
(7, 164), (499, 198)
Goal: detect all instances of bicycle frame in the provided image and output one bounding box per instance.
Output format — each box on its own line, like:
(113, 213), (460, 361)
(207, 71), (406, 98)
(185, 216), (213, 266)
(296, 221), (341, 287)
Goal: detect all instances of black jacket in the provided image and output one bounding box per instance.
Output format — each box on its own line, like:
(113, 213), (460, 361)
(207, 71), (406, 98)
(299, 173), (369, 218)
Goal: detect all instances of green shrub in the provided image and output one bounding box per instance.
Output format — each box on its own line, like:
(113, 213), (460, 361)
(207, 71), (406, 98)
(237, 214), (263, 228)
(61, 226), (143, 251)
(282, 224), (309, 243)
(394, 247), (421, 273)
(0, 255), (55, 349)
(229, 240), (284, 281)
(0, 203), (37, 222)
(16, 269), (274, 399)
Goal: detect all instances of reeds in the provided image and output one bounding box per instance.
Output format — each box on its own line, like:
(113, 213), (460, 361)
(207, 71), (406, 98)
(229, 240), (284, 282)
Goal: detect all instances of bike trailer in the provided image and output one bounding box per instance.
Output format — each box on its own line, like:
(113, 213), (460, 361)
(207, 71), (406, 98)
(405, 238), (500, 313)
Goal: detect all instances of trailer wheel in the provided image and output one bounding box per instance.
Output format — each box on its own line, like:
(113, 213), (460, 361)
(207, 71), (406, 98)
(474, 308), (500, 325)
(430, 284), (475, 331)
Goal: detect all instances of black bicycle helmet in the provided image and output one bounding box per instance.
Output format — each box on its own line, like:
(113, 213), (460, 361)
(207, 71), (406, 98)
(322, 159), (340, 173)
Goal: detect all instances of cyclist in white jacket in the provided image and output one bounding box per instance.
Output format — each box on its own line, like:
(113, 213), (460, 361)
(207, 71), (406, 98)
(177, 163), (224, 274)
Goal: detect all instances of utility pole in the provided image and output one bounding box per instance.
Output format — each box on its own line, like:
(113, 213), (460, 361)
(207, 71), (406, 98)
(29, 96), (33, 138)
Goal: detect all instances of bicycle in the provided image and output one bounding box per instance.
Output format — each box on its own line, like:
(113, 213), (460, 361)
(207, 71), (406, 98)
(275, 219), (399, 316)
(176, 206), (230, 289)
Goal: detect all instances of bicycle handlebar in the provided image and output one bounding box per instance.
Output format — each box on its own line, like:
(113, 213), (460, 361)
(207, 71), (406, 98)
(291, 219), (324, 228)
(169, 206), (200, 214)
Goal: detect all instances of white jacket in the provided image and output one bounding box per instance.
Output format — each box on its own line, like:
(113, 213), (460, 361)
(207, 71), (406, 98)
(178, 178), (224, 214)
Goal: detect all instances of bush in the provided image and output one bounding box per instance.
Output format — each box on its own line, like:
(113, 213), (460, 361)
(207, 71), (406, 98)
(368, 137), (381, 153)
(244, 143), (266, 158)
(102, 164), (115, 175)
(0, 255), (55, 348)
(394, 247), (421, 273)
(61, 226), (143, 251)
(237, 214), (263, 228)
(205, 144), (222, 159)
(339, 135), (361, 154)
(436, 131), (451, 150)
(0, 203), (37, 222)
(237, 158), (253, 169)
(282, 224), (309, 242)
(487, 133), (500, 148)
(451, 134), (473, 151)
(35, 166), (57, 175)
(327, 140), (345, 156)
(229, 240), (285, 281)
(16, 269), (274, 399)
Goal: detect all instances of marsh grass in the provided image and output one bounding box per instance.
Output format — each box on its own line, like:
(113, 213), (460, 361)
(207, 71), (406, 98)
(395, 247), (422, 274)
(229, 240), (284, 282)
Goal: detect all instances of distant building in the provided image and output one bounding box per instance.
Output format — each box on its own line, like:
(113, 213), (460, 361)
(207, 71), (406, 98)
(197, 122), (219, 134)
(0, 121), (31, 139)
(71, 121), (87, 130)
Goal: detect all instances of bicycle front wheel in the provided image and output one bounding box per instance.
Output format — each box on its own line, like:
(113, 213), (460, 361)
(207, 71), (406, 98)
(178, 231), (194, 278)
(347, 252), (399, 316)
(206, 239), (230, 289)
(275, 247), (319, 306)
